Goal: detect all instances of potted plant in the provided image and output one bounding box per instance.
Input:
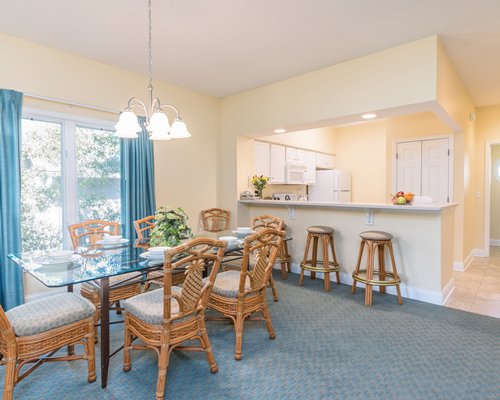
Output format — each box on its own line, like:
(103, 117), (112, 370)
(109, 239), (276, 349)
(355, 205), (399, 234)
(150, 206), (194, 247)
(251, 175), (269, 199)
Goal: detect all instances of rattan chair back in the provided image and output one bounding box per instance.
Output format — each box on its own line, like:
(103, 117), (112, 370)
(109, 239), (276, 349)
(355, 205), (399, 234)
(201, 208), (231, 232)
(251, 214), (284, 232)
(68, 219), (119, 248)
(133, 215), (155, 240)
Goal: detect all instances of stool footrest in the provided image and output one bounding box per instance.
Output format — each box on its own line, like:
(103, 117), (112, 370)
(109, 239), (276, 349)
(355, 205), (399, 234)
(352, 269), (400, 286)
(301, 260), (340, 273)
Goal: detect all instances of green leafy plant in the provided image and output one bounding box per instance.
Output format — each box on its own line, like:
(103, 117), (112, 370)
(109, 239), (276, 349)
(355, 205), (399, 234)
(251, 175), (269, 198)
(150, 206), (194, 247)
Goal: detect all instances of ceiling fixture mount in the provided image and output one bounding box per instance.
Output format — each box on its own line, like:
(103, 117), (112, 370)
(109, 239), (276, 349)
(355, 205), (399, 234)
(274, 129), (286, 133)
(361, 113), (377, 119)
(115, 0), (190, 141)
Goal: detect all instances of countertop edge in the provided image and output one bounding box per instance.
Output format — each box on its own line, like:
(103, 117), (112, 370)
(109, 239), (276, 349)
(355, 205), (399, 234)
(238, 199), (458, 212)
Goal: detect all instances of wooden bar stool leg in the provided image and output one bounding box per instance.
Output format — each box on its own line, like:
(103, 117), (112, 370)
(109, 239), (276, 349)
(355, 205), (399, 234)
(310, 236), (318, 280)
(378, 243), (386, 294)
(284, 241), (291, 273)
(322, 235), (330, 292)
(329, 235), (340, 285)
(352, 240), (365, 294)
(387, 241), (403, 304)
(299, 234), (312, 286)
(365, 241), (375, 306)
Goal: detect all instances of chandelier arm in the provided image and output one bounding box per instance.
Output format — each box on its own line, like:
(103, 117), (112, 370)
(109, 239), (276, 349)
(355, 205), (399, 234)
(126, 98), (149, 119)
(159, 104), (181, 118)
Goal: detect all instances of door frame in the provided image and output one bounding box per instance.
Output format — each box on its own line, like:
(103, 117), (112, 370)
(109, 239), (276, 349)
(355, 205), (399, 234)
(392, 134), (454, 201)
(483, 140), (500, 257)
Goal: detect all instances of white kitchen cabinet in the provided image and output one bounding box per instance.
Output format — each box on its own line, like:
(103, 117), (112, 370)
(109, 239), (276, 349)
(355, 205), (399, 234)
(254, 141), (270, 177)
(316, 153), (335, 169)
(269, 144), (286, 183)
(286, 147), (306, 165)
(305, 151), (317, 184)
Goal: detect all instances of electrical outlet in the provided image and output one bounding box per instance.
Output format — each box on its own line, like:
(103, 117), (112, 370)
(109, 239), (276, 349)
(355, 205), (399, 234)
(365, 209), (374, 225)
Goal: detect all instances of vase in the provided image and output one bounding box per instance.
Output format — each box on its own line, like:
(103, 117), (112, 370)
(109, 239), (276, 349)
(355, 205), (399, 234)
(257, 189), (263, 199)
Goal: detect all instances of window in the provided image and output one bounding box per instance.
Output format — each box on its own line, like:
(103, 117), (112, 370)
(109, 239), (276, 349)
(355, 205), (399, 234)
(21, 110), (119, 251)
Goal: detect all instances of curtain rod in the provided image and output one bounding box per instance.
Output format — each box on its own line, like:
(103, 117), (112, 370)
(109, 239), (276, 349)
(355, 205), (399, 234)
(24, 92), (120, 115)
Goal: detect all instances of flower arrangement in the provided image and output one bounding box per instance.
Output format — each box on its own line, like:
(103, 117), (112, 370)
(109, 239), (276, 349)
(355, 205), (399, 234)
(251, 175), (269, 198)
(150, 206), (194, 247)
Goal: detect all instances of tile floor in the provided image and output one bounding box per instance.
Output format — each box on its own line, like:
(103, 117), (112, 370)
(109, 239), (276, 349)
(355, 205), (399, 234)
(444, 246), (500, 318)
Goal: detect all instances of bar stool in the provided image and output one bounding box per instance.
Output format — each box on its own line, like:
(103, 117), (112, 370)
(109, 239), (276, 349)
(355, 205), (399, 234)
(351, 230), (403, 306)
(299, 225), (340, 292)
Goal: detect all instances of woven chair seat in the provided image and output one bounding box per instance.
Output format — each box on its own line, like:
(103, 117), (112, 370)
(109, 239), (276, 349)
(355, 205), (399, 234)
(122, 286), (184, 326)
(359, 230), (393, 241)
(307, 225), (334, 234)
(5, 293), (95, 337)
(82, 272), (142, 292)
(207, 270), (252, 298)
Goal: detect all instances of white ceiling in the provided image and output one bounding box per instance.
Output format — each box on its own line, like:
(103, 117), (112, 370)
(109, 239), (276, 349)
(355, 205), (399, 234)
(1, 0), (500, 106)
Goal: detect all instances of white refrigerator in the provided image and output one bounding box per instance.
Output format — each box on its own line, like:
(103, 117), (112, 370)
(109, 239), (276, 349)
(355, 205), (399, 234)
(308, 169), (351, 202)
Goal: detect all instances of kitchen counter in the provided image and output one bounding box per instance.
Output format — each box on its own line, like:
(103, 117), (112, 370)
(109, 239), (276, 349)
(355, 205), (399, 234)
(239, 199), (457, 212)
(238, 200), (458, 305)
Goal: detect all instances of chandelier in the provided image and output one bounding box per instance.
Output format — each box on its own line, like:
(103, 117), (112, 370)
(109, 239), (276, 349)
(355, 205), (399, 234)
(115, 0), (191, 140)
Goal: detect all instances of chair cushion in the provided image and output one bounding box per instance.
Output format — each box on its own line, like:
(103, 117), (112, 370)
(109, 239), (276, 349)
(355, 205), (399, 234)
(122, 286), (182, 326)
(6, 293), (96, 337)
(307, 225), (334, 234)
(360, 230), (393, 241)
(81, 272), (141, 292)
(208, 270), (251, 298)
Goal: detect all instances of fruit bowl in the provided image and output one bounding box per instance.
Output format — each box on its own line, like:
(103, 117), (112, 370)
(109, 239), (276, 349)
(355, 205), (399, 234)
(390, 192), (414, 205)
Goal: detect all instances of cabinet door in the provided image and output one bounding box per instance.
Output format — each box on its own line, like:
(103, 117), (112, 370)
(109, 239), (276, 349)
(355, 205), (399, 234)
(325, 154), (335, 169)
(270, 144), (286, 183)
(296, 149), (306, 165)
(316, 153), (334, 169)
(305, 151), (317, 184)
(286, 147), (296, 163)
(254, 141), (270, 177)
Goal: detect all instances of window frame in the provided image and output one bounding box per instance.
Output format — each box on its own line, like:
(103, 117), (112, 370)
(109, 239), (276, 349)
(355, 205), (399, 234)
(22, 107), (117, 249)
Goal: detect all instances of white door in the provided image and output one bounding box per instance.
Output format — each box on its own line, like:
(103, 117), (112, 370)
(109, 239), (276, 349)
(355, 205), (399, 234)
(396, 141), (422, 195)
(396, 138), (450, 202)
(422, 139), (449, 203)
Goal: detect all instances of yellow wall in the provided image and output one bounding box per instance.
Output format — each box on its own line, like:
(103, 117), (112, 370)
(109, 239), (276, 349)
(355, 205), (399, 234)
(258, 127), (336, 153)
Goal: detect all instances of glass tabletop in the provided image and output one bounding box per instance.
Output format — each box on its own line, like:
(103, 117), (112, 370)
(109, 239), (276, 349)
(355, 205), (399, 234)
(8, 244), (158, 288)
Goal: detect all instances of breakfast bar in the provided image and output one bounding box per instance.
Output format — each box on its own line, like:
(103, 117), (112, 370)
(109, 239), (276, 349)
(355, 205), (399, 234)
(238, 199), (458, 305)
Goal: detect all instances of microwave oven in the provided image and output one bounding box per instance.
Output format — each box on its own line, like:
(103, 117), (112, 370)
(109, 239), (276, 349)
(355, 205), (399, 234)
(285, 162), (306, 184)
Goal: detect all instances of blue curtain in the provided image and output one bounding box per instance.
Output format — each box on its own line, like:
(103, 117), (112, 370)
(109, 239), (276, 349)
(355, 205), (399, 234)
(0, 89), (24, 310)
(120, 116), (156, 242)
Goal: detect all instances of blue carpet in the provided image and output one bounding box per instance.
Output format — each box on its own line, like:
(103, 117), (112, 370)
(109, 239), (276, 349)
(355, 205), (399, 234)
(2, 272), (499, 399)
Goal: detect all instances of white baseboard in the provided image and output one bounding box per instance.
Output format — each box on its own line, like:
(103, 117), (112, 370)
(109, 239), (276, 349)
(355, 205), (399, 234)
(490, 239), (500, 246)
(454, 248), (485, 272)
(286, 262), (446, 305)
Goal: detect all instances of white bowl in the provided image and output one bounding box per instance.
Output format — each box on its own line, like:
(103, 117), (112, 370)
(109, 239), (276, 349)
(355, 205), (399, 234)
(148, 246), (170, 255)
(102, 235), (122, 243)
(219, 236), (238, 245)
(47, 250), (74, 261)
(235, 227), (252, 233)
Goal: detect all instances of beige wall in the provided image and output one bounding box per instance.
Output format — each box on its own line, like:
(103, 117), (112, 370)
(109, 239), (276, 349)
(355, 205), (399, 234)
(259, 127), (336, 153)
(490, 145), (500, 240)
(334, 120), (387, 203)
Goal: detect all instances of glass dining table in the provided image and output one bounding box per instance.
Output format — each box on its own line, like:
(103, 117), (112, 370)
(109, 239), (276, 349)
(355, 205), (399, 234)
(7, 234), (246, 388)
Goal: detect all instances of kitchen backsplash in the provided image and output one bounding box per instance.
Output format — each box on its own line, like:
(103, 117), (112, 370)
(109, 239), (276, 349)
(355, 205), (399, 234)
(262, 184), (306, 199)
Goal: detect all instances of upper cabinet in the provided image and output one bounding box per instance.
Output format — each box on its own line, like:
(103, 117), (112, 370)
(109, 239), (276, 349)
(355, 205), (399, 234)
(305, 151), (317, 184)
(254, 141), (270, 177)
(286, 147), (306, 165)
(269, 144), (286, 184)
(316, 153), (335, 169)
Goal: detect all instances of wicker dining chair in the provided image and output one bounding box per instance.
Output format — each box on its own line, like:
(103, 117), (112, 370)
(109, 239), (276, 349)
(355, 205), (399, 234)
(251, 215), (289, 301)
(68, 220), (142, 321)
(0, 293), (96, 400)
(206, 227), (284, 360)
(133, 215), (155, 243)
(201, 208), (231, 232)
(122, 237), (227, 400)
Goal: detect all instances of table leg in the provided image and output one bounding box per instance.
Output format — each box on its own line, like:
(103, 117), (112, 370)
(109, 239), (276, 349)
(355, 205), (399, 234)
(100, 277), (110, 388)
(67, 284), (75, 356)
